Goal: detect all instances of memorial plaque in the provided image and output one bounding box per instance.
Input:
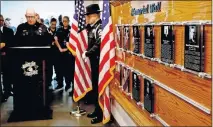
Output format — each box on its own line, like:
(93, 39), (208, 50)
(144, 78), (154, 113)
(116, 26), (122, 48)
(184, 25), (204, 72)
(123, 26), (130, 51)
(144, 25), (155, 58)
(132, 72), (140, 102)
(161, 25), (175, 64)
(133, 26), (141, 54)
(122, 67), (130, 94)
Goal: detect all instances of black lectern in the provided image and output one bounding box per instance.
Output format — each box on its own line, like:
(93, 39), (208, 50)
(7, 46), (52, 122)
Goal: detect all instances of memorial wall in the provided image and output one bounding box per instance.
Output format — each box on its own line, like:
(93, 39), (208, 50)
(110, 1), (212, 126)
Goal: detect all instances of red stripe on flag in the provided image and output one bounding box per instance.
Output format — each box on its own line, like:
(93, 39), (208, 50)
(74, 85), (78, 98)
(75, 41), (91, 85)
(99, 50), (109, 72)
(99, 72), (111, 93)
(75, 58), (90, 89)
(105, 94), (110, 114)
(70, 34), (79, 46)
(101, 29), (112, 49)
(71, 23), (78, 31)
(68, 42), (76, 51)
(74, 72), (85, 94)
(80, 32), (87, 49)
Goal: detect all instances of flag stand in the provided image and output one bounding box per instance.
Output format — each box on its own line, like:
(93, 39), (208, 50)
(70, 101), (87, 117)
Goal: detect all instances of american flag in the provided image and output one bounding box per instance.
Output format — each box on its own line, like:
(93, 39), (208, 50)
(98, 0), (116, 124)
(67, 0), (92, 102)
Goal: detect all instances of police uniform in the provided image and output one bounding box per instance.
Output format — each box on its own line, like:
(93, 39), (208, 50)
(85, 19), (103, 123)
(15, 22), (51, 47)
(84, 4), (103, 124)
(46, 28), (57, 89)
(55, 25), (75, 92)
(9, 21), (53, 121)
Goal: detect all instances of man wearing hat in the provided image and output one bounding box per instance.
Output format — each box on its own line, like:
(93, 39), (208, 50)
(82, 4), (103, 124)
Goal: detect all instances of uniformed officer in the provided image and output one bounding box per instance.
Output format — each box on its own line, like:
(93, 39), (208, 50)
(11, 8), (53, 117)
(82, 4), (103, 124)
(0, 14), (14, 103)
(46, 18), (57, 90)
(15, 9), (51, 47)
(54, 16), (75, 94)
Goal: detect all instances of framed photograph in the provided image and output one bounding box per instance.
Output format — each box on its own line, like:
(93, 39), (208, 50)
(122, 66), (130, 94)
(144, 78), (154, 113)
(123, 26), (130, 51)
(144, 25), (155, 58)
(184, 25), (204, 72)
(161, 25), (175, 64)
(132, 72), (140, 102)
(132, 25), (141, 54)
(116, 26), (123, 48)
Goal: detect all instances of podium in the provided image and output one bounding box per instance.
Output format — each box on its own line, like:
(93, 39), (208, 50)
(7, 46), (53, 122)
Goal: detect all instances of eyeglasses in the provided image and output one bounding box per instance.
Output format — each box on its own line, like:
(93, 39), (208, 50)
(26, 16), (35, 19)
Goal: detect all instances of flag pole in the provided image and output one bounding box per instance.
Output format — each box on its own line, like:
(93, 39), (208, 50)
(70, 100), (87, 117)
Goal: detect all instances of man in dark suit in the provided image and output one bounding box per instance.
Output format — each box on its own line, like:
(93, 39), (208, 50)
(0, 14), (14, 103)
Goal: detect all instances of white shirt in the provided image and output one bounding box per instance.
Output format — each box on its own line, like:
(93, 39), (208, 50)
(0, 26), (3, 33)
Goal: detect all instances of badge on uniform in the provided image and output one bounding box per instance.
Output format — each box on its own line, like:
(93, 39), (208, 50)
(22, 30), (28, 36)
(22, 61), (39, 77)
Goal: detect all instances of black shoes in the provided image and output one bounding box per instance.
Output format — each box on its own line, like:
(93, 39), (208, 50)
(91, 117), (102, 124)
(87, 111), (97, 118)
(87, 111), (102, 124)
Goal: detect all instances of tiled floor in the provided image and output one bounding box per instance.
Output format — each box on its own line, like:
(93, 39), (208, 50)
(0, 89), (117, 126)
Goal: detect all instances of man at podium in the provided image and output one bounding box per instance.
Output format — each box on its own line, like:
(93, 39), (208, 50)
(8, 8), (53, 122)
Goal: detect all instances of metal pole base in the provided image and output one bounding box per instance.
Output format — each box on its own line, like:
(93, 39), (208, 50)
(70, 106), (87, 117)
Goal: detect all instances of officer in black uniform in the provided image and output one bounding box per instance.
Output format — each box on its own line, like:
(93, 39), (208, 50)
(10, 8), (52, 120)
(54, 16), (75, 94)
(46, 18), (57, 90)
(82, 4), (103, 124)
(0, 14), (14, 103)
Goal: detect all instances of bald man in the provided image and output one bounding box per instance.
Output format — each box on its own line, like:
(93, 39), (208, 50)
(14, 8), (51, 46)
(10, 8), (53, 120)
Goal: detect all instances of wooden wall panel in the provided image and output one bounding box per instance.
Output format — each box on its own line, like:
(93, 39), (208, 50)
(204, 25), (212, 74)
(171, 1), (211, 21)
(140, 26), (145, 54)
(129, 26), (134, 52)
(133, 55), (211, 109)
(154, 26), (161, 59)
(174, 26), (185, 66)
(155, 85), (211, 126)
